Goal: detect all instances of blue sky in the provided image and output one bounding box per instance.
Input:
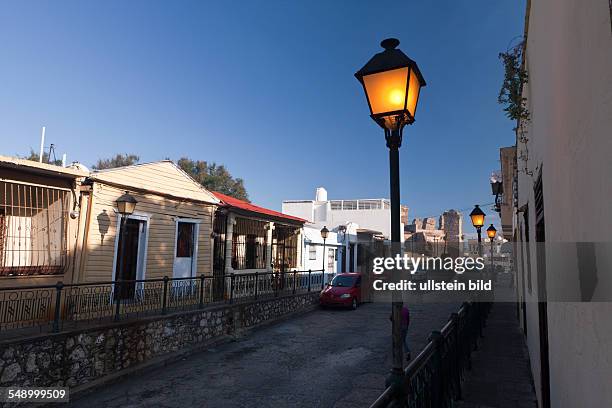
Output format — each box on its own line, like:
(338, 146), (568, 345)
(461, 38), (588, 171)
(0, 0), (525, 231)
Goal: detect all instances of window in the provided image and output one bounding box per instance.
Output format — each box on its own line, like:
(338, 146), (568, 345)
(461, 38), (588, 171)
(309, 244), (317, 260)
(176, 222), (194, 258)
(327, 248), (335, 270)
(0, 181), (69, 277)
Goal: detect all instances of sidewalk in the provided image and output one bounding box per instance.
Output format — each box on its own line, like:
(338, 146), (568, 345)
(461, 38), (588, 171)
(457, 296), (538, 408)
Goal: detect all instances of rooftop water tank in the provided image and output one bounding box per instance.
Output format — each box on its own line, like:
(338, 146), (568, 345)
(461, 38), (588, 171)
(315, 187), (327, 202)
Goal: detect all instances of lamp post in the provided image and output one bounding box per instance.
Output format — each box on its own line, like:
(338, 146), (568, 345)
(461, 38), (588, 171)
(114, 191), (137, 320)
(355, 38), (426, 388)
(469, 205), (486, 257)
(487, 224), (497, 281)
(320, 226), (329, 289)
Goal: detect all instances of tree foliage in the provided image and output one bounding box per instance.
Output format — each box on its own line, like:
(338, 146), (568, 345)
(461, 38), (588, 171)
(92, 154), (140, 170)
(177, 158), (248, 201)
(22, 149), (62, 166)
(498, 41), (530, 125)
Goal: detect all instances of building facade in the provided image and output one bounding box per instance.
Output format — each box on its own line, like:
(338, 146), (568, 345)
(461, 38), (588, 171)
(282, 187), (408, 241)
(0, 156), (88, 287)
(511, 1), (612, 407)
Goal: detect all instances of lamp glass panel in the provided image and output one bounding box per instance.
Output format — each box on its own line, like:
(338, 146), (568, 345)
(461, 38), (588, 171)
(125, 201), (136, 215)
(487, 230), (496, 239)
(471, 214), (485, 228)
(407, 69), (421, 117)
(362, 67), (409, 115)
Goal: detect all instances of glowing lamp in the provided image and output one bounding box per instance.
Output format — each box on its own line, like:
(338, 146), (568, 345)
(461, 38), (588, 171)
(355, 38), (426, 131)
(469, 205), (486, 229)
(486, 224), (497, 240)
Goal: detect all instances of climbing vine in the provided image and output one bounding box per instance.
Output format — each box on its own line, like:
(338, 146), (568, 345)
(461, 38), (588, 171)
(498, 40), (529, 127)
(498, 40), (532, 175)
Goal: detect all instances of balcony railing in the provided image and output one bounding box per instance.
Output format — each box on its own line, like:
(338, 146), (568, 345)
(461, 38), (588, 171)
(0, 270), (328, 337)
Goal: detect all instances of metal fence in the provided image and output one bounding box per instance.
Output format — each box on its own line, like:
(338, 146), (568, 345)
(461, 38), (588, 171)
(0, 269), (328, 336)
(370, 300), (492, 408)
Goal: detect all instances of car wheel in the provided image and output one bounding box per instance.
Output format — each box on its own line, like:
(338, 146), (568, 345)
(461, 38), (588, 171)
(351, 298), (358, 310)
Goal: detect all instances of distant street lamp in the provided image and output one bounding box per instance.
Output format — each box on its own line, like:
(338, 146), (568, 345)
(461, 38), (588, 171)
(114, 191), (138, 320)
(469, 205), (486, 256)
(487, 224), (497, 280)
(320, 226), (329, 289)
(355, 38), (426, 388)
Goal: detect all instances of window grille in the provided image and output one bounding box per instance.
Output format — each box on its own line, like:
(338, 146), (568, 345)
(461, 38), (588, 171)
(232, 218), (267, 269)
(0, 181), (69, 276)
(272, 225), (298, 271)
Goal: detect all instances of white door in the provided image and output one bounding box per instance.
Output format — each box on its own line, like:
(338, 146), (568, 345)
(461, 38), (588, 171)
(173, 221), (199, 279)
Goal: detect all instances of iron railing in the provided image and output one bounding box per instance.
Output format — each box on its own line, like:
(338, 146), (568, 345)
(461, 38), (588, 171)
(370, 300), (492, 408)
(0, 270), (329, 336)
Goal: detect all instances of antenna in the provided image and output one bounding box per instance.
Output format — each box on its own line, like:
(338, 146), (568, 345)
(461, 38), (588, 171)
(39, 126), (46, 163)
(48, 144), (57, 164)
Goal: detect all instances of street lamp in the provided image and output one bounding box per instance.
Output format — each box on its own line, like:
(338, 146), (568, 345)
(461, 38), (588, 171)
(114, 191), (137, 320)
(487, 224), (497, 281)
(320, 226), (329, 289)
(355, 38), (426, 387)
(469, 205), (486, 256)
(116, 191), (138, 216)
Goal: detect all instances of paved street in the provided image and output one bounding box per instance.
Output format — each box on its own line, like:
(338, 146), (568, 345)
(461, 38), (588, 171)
(69, 302), (459, 408)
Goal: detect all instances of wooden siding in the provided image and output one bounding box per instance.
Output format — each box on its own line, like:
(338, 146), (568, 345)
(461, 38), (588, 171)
(90, 161), (218, 204)
(81, 183), (214, 282)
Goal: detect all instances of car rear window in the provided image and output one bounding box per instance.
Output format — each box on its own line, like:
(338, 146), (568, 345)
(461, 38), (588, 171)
(330, 275), (356, 287)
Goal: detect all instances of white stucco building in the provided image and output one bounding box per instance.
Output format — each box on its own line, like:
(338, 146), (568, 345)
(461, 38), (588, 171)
(282, 187), (407, 241)
(510, 2), (612, 407)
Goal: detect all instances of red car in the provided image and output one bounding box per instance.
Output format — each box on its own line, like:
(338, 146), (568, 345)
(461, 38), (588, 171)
(319, 273), (362, 309)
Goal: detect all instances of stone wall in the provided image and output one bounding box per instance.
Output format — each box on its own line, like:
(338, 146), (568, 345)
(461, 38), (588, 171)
(0, 292), (319, 391)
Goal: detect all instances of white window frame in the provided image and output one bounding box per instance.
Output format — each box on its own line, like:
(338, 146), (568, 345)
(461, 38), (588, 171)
(173, 218), (201, 279)
(308, 244), (317, 260)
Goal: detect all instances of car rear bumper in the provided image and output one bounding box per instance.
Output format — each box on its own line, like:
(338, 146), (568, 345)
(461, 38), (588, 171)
(319, 296), (353, 307)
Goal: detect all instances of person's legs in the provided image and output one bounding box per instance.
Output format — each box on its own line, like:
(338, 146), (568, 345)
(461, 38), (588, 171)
(401, 328), (411, 360)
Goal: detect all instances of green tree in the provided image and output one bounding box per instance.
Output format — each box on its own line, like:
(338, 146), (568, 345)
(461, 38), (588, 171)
(22, 149), (62, 166)
(177, 158), (248, 201)
(92, 154), (140, 170)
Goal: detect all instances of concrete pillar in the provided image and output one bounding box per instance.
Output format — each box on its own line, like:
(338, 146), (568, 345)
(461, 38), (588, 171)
(225, 214), (236, 274)
(266, 222), (274, 272)
(295, 228), (303, 270)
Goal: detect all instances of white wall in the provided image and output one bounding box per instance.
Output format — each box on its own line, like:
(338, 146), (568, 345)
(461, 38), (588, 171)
(516, 1), (612, 406)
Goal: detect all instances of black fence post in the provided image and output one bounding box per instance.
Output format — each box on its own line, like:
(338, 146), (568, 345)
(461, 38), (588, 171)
(293, 271), (297, 294)
(199, 274), (205, 309)
(430, 330), (445, 408)
(162, 276), (169, 314)
(308, 269), (311, 292)
(229, 273), (234, 304)
(450, 312), (462, 400)
(52, 281), (64, 333)
(114, 281), (122, 322)
(255, 272), (259, 299)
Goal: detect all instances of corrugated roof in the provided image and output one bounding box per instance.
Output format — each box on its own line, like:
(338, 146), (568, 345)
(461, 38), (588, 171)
(90, 160), (219, 204)
(213, 191), (306, 223)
